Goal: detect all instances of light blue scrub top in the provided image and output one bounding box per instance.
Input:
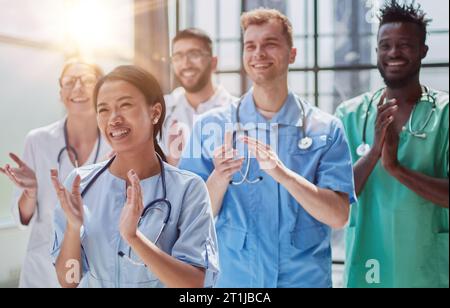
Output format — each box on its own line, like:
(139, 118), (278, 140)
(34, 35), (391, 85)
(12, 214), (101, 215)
(179, 90), (356, 288)
(51, 161), (219, 288)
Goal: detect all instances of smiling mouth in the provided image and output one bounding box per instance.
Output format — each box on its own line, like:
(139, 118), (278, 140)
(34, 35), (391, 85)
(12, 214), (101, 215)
(109, 128), (131, 140)
(385, 61), (408, 68)
(180, 70), (199, 78)
(71, 98), (89, 104)
(251, 63), (273, 70)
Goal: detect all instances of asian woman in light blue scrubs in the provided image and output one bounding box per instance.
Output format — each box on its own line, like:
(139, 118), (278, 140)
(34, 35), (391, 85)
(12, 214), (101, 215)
(50, 66), (219, 288)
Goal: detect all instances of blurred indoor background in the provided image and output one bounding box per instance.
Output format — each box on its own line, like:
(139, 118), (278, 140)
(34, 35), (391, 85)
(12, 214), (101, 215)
(0, 0), (448, 287)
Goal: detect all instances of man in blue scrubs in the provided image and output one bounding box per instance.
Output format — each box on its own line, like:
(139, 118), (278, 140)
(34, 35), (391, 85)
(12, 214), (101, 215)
(179, 8), (356, 288)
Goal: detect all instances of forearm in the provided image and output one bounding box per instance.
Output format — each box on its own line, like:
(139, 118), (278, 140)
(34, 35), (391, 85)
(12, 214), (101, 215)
(390, 166), (449, 208)
(280, 169), (350, 229)
(18, 192), (38, 226)
(55, 226), (82, 288)
(128, 231), (206, 288)
(206, 171), (229, 217)
(354, 149), (380, 196)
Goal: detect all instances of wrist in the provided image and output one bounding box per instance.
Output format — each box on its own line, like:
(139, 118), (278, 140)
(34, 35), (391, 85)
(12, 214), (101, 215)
(210, 170), (231, 186)
(66, 223), (82, 234)
(124, 232), (139, 246)
(386, 162), (402, 177)
(278, 167), (295, 187)
(24, 188), (38, 200)
(369, 146), (382, 159)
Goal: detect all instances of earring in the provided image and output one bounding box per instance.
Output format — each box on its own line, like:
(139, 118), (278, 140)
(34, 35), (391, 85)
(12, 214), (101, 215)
(153, 118), (159, 125)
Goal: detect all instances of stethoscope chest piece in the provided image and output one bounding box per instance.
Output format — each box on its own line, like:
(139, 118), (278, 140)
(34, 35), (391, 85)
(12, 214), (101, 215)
(298, 137), (313, 150)
(357, 143), (371, 157)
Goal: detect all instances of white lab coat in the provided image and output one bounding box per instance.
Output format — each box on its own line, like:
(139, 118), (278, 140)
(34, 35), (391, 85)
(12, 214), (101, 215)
(11, 119), (111, 288)
(160, 85), (237, 155)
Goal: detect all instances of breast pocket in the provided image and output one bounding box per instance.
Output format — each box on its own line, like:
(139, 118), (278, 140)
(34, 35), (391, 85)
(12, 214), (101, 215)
(288, 135), (329, 155)
(287, 135), (330, 176)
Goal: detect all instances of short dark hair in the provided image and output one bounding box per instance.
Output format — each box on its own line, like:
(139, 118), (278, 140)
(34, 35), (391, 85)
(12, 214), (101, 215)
(378, 0), (432, 44)
(172, 28), (213, 54)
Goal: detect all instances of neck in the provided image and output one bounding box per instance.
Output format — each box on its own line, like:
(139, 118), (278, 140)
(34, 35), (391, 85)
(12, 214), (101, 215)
(253, 79), (289, 113)
(66, 114), (98, 147)
(386, 80), (423, 106)
(110, 142), (161, 184)
(185, 80), (216, 110)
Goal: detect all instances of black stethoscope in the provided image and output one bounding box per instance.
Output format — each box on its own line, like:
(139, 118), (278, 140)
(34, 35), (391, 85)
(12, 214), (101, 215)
(57, 119), (101, 172)
(231, 95), (312, 185)
(79, 153), (172, 267)
(357, 86), (437, 157)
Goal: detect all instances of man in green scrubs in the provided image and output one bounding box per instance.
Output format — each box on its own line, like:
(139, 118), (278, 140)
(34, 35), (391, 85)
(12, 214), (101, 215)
(336, 1), (449, 288)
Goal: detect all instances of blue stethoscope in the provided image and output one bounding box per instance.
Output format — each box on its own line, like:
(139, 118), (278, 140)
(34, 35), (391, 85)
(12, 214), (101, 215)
(57, 119), (101, 173)
(80, 153), (172, 268)
(231, 95), (312, 185)
(357, 86), (437, 157)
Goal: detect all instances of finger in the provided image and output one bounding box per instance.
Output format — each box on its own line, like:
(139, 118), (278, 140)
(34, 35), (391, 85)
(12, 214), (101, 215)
(222, 159), (245, 172)
(50, 170), (64, 194)
(9, 153), (25, 168)
(130, 183), (141, 214)
(378, 116), (395, 142)
(380, 115), (395, 129)
(0, 167), (6, 175)
(378, 105), (399, 123)
(50, 170), (70, 209)
(71, 175), (82, 196)
(214, 147), (236, 161)
(65, 189), (80, 215)
(132, 174), (143, 211)
(378, 98), (397, 114)
(224, 165), (245, 177)
(4, 166), (24, 187)
(377, 92), (387, 107)
(125, 186), (133, 206)
(247, 143), (267, 161)
(217, 149), (238, 162)
(127, 170), (142, 210)
(242, 136), (271, 151)
(224, 131), (233, 151)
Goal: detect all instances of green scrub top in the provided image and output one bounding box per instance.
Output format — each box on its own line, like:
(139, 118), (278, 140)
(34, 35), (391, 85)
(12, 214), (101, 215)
(336, 87), (449, 288)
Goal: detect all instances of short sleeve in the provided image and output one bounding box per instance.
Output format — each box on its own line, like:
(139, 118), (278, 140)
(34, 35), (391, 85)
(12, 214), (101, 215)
(316, 119), (357, 204)
(50, 170), (89, 277)
(10, 132), (38, 229)
(171, 177), (219, 288)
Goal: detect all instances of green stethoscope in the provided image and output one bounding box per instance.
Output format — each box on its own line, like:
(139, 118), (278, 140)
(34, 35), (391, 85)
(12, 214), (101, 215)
(357, 86), (437, 157)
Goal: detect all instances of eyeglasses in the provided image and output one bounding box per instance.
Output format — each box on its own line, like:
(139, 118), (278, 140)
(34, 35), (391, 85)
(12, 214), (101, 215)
(171, 50), (211, 64)
(60, 74), (98, 89)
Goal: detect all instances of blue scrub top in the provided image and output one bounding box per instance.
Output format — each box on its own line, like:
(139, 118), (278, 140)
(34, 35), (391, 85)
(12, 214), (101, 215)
(51, 161), (219, 288)
(179, 90), (356, 288)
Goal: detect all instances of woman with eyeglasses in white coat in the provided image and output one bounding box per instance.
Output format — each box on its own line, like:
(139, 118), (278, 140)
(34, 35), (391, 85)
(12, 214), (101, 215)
(0, 59), (111, 288)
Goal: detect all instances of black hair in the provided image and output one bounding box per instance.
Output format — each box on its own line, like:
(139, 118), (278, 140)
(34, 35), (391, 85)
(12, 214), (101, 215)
(172, 28), (213, 54)
(378, 0), (432, 44)
(93, 65), (167, 162)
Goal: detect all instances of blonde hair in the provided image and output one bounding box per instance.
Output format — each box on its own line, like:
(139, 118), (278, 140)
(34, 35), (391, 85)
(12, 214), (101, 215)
(241, 8), (294, 48)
